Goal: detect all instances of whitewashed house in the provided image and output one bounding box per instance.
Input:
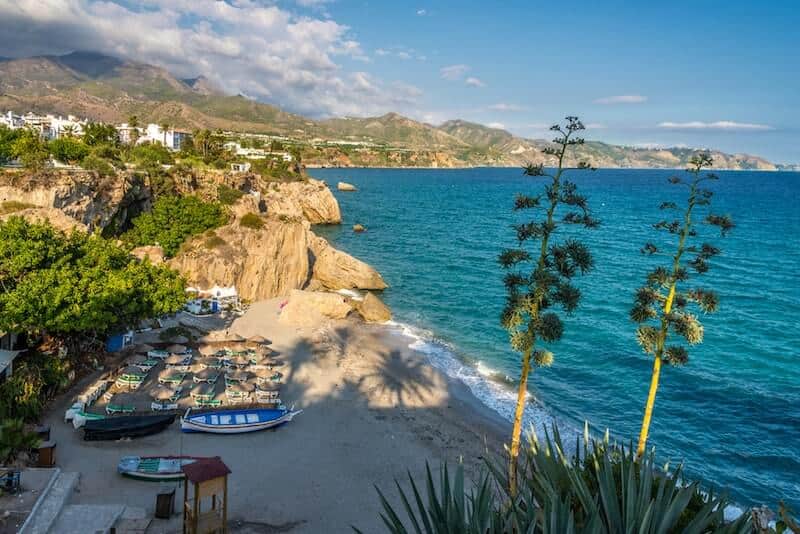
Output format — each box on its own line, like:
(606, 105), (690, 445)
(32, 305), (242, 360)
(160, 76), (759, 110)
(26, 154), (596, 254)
(143, 124), (191, 151)
(0, 111), (24, 129)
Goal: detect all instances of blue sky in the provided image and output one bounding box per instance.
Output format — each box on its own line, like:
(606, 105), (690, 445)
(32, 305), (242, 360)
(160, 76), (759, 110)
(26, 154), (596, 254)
(0, 0), (797, 162)
(326, 0), (798, 162)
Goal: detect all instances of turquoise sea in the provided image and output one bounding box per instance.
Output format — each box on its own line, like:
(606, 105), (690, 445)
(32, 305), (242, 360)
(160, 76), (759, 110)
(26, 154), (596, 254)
(313, 167), (800, 510)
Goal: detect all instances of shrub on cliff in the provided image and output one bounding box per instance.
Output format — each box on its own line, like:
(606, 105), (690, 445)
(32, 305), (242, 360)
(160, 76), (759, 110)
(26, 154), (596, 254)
(239, 212), (264, 230)
(122, 195), (227, 256)
(131, 141), (174, 167)
(10, 129), (50, 170)
(0, 216), (186, 346)
(49, 137), (89, 165)
(217, 184), (245, 205)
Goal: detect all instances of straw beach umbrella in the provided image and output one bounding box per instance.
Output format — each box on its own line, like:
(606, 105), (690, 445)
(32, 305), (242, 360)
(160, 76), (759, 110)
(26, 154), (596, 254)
(193, 368), (219, 382)
(166, 344), (188, 354)
(227, 355), (250, 368)
(226, 333), (245, 342)
(226, 380), (254, 394)
(246, 335), (270, 345)
(198, 357), (223, 369)
(169, 335), (190, 345)
(224, 370), (250, 383)
(119, 365), (146, 378)
(134, 343), (154, 354)
(191, 382), (215, 398)
(151, 384), (180, 402)
(126, 354), (148, 364)
(197, 344), (218, 356)
(165, 354), (191, 365)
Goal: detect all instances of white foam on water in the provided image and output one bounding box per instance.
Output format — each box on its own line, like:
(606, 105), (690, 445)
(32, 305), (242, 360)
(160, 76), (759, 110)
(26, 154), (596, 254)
(385, 320), (556, 437)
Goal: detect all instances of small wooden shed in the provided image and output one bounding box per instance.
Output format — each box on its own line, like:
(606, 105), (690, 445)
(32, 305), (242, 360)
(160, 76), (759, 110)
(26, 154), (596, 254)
(181, 457), (231, 534)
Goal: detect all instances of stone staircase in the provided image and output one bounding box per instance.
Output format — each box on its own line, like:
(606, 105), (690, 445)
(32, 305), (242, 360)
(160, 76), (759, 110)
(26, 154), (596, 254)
(19, 470), (150, 533)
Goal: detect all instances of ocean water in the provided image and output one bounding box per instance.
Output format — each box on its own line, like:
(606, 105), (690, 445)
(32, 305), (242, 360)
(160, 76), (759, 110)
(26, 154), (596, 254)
(312, 167), (800, 510)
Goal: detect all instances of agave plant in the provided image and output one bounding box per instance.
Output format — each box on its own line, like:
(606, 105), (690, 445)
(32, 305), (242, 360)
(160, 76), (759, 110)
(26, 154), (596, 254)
(353, 462), (504, 534)
(365, 424), (753, 533)
(494, 424), (752, 534)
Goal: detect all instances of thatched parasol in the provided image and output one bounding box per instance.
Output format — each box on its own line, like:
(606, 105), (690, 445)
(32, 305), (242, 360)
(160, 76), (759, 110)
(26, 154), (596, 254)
(126, 354), (148, 364)
(194, 368), (219, 381)
(165, 354), (190, 365)
(191, 382), (215, 397)
(151, 384), (179, 401)
(166, 344), (188, 354)
(169, 335), (189, 345)
(251, 366), (280, 379)
(230, 355), (252, 366)
(254, 381), (280, 392)
(226, 333), (245, 342)
(134, 343), (155, 354)
(197, 344), (219, 356)
(246, 335), (270, 344)
(198, 357), (223, 369)
(119, 366), (145, 377)
(225, 370), (251, 382)
(225, 380), (254, 394)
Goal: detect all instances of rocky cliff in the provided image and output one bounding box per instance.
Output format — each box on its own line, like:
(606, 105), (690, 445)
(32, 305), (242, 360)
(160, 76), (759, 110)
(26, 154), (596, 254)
(0, 170), (149, 231)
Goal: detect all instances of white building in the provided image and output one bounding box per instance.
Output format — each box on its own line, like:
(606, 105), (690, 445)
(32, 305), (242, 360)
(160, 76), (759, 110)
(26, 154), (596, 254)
(143, 124), (191, 151)
(223, 141), (293, 162)
(116, 123), (144, 145)
(0, 111), (24, 130)
(48, 115), (86, 138)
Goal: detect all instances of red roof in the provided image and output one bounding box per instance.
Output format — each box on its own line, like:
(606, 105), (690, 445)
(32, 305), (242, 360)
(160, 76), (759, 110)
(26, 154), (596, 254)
(181, 457), (231, 484)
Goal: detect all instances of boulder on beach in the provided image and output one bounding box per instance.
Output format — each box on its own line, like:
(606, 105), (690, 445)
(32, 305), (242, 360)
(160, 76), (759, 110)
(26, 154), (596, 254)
(353, 224), (366, 233)
(356, 292), (392, 323)
(279, 289), (353, 327)
(337, 181), (358, 192)
(309, 235), (387, 291)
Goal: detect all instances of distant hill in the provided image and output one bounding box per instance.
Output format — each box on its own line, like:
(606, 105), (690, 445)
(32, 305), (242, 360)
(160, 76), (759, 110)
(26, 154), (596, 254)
(0, 51), (782, 170)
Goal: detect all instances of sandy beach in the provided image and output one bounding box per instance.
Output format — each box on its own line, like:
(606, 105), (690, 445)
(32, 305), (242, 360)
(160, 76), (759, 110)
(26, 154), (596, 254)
(41, 298), (509, 533)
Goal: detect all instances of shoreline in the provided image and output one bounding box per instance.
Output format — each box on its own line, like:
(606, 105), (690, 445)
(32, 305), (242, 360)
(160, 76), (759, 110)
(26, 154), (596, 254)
(41, 298), (508, 532)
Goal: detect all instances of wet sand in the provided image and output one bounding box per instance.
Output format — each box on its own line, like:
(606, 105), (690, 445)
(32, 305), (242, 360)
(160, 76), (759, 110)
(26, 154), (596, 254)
(43, 298), (509, 532)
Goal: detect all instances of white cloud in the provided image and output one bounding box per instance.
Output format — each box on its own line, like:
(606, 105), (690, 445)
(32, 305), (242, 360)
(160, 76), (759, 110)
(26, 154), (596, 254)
(487, 122), (505, 129)
(396, 51), (412, 60)
(585, 122), (606, 129)
(0, 0), (420, 117)
(594, 95), (648, 104)
(416, 9), (427, 16)
(440, 64), (470, 80)
(657, 121), (773, 131)
(488, 103), (526, 112)
(465, 76), (485, 88)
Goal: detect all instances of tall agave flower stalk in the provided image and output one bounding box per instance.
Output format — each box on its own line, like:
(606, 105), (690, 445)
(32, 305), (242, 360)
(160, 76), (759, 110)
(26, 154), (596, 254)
(498, 116), (599, 494)
(631, 153), (734, 456)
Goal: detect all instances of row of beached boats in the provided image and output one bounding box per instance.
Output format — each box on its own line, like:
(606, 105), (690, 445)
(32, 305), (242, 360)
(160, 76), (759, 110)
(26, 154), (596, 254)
(82, 406), (303, 440)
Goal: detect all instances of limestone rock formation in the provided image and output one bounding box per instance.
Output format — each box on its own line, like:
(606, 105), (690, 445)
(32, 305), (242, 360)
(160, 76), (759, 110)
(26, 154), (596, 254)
(337, 181), (357, 192)
(169, 217), (311, 301)
(353, 224), (366, 233)
(0, 207), (88, 233)
(0, 170), (149, 231)
(279, 289), (353, 327)
(309, 235), (388, 291)
(262, 178), (341, 224)
(356, 292), (392, 323)
(131, 245), (165, 265)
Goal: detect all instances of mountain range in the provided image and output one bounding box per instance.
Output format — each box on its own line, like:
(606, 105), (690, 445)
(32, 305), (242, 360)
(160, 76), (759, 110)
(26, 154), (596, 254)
(0, 51), (785, 170)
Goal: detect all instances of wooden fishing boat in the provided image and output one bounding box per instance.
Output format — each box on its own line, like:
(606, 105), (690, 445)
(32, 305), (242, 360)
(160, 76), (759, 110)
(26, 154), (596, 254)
(180, 407), (302, 434)
(83, 414), (176, 441)
(117, 455), (206, 481)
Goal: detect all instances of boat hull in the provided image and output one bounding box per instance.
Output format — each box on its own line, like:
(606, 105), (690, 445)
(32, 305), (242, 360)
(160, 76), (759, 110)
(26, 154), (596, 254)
(83, 414), (176, 441)
(118, 455), (205, 481)
(181, 408), (301, 434)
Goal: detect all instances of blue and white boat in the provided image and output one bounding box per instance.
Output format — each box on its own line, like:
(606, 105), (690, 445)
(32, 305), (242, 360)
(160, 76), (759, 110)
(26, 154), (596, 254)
(180, 407), (302, 434)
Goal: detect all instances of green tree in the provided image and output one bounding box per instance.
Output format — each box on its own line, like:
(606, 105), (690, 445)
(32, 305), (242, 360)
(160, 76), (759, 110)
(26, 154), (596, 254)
(11, 129), (50, 170)
(159, 121), (170, 147)
(0, 125), (24, 164)
(49, 137), (89, 164)
(498, 116), (598, 493)
(131, 141), (174, 167)
(192, 128), (225, 160)
(0, 217), (186, 342)
(122, 196), (227, 257)
(60, 124), (77, 138)
(631, 153), (733, 456)
(83, 122), (119, 147)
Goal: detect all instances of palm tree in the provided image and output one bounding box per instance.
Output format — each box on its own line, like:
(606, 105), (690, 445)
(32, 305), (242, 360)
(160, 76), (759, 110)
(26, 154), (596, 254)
(631, 153), (733, 456)
(128, 115), (140, 144)
(159, 121), (170, 148)
(498, 116), (598, 494)
(61, 124), (76, 138)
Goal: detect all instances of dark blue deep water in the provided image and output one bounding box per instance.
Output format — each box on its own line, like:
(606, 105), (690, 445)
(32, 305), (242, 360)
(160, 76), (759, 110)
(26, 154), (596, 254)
(313, 167), (800, 510)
